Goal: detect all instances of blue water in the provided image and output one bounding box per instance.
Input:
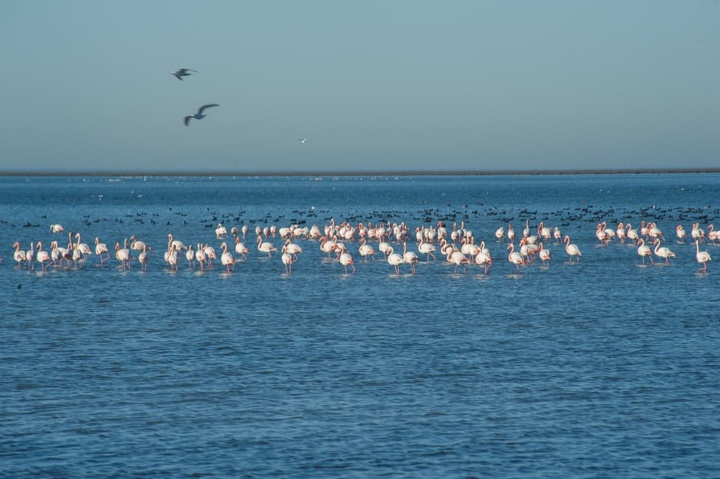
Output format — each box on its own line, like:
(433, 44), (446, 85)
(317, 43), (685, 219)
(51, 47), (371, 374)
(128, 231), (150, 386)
(1, 174), (719, 478)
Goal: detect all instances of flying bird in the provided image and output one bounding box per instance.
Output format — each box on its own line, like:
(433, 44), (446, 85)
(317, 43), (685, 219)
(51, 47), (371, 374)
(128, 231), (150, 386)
(297, 138), (307, 144)
(184, 104), (219, 126)
(171, 68), (197, 80)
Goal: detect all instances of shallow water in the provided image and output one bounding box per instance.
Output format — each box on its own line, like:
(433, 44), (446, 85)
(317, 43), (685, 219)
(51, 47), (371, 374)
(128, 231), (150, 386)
(1, 174), (719, 477)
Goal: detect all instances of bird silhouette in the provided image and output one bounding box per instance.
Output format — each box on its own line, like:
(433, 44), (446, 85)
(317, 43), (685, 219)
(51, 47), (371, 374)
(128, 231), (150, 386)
(171, 68), (197, 81)
(184, 104), (219, 126)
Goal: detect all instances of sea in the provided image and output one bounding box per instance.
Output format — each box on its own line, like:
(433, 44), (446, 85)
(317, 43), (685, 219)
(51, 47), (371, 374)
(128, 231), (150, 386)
(1, 173), (718, 478)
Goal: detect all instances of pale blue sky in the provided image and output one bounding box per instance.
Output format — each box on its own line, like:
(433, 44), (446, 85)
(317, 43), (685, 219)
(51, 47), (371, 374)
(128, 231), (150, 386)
(2, 1), (718, 172)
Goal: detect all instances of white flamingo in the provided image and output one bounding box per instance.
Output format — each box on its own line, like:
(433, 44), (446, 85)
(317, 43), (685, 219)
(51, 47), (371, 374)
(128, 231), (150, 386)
(403, 242), (419, 275)
(283, 239), (303, 260)
(538, 242), (551, 267)
(447, 250), (469, 274)
(203, 244), (217, 268)
(338, 245), (356, 274)
(215, 223), (228, 239)
(358, 238), (376, 261)
(507, 243), (525, 274)
(257, 235), (276, 258)
(653, 239), (675, 264)
(320, 236), (337, 258)
(36, 242), (52, 270)
(495, 226), (505, 242)
(637, 239), (653, 265)
(564, 235), (582, 262)
(74, 233), (92, 259)
(417, 237), (437, 262)
(195, 243), (207, 271)
(12, 241), (26, 267)
(139, 244), (149, 271)
(475, 250), (492, 274)
(281, 245), (294, 274)
(185, 245), (196, 268)
(386, 246), (404, 274)
(695, 239), (711, 272)
(166, 245), (179, 271)
(234, 237), (249, 260)
(95, 237), (110, 264)
(115, 240), (131, 270)
(220, 242), (235, 273)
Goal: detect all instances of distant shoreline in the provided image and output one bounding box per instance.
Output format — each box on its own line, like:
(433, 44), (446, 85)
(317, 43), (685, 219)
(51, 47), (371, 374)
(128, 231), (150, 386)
(0, 168), (719, 177)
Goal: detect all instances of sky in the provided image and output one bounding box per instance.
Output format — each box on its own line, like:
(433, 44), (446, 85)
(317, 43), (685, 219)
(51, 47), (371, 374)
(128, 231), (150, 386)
(1, 0), (719, 173)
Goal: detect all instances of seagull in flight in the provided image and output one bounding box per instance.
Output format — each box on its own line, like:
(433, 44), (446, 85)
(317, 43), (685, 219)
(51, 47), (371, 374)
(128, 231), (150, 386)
(297, 138), (307, 144)
(184, 104), (219, 126)
(171, 68), (197, 81)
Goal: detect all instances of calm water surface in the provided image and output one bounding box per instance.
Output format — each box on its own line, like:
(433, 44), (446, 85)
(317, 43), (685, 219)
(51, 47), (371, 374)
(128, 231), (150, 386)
(1, 174), (719, 478)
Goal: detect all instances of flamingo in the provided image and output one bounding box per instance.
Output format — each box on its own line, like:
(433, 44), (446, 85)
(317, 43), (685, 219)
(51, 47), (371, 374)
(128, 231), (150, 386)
(167, 234), (186, 251)
(358, 237), (376, 261)
(386, 246), (404, 274)
(538, 242), (551, 267)
(507, 243), (525, 273)
(12, 241), (26, 267)
(74, 233), (92, 260)
(281, 245), (295, 274)
(50, 224), (64, 234)
(215, 223), (228, 239)
(553, 226), (562, 245)
(403, 242), (419, 275)
(234, 236), (249, 260)
(507, 224), (516, 242)
(166, 245), (179, 271)
(203, 244), (217, 268)
(417, 237), (437, 262)
(283, 239), (303, 260)
(220, 242), (235, 273)
(338, 245), (356, 274)
(695, 239), (711, 272)
(653, 239), (675, 264)
(495, 226), (505, 242)
(447, 250), (469, 274)
(36, 242), (52, 270)
(130, 235), (148, 253)
(564, 235), (582, 262)
(26, 242), (35, 270)
(138, 244), (149, 271)
(241, 225), (249, 238)
(538, 222), (551, 242)
(626, 223), (639, 244)
(637, 239), (654, 265)
(616, 223), (627, 243)
(320, 236), (336, 258)
(691, 223), (705, 242)
(257, 235), (276, 258)
(475, 250), (492, 274)
(115, 240), (131, 269)
(676, 225), (687, 243)
(185, 244), (196, 268)
(708, 225), (720, 245)
(195, 243), (207, 271)
(95, 237), (110, 264)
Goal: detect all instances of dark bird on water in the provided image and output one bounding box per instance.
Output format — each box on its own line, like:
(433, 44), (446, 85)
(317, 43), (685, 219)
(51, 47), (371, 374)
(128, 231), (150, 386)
(184, 104), (219, 126)
(171, 68), (197, 80)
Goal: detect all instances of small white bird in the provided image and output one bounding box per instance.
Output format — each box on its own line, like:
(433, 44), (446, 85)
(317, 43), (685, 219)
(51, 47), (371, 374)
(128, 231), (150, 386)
(297, 138), (307, 144)
(184, 104), (219, 126)
(171, 68), (197, 81)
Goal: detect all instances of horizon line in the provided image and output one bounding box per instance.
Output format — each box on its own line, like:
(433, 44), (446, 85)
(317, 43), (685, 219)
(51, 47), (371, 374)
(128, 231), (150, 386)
(1, 167), (719, 177)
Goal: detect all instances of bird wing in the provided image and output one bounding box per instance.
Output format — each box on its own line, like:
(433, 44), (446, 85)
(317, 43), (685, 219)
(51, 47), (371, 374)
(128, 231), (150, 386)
(184, 115), (192, 126)
(198, 104), (219, 114)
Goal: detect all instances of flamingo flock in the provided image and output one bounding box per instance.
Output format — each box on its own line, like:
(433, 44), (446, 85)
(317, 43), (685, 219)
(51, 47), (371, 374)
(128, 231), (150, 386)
(3, 219), (715, 275)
